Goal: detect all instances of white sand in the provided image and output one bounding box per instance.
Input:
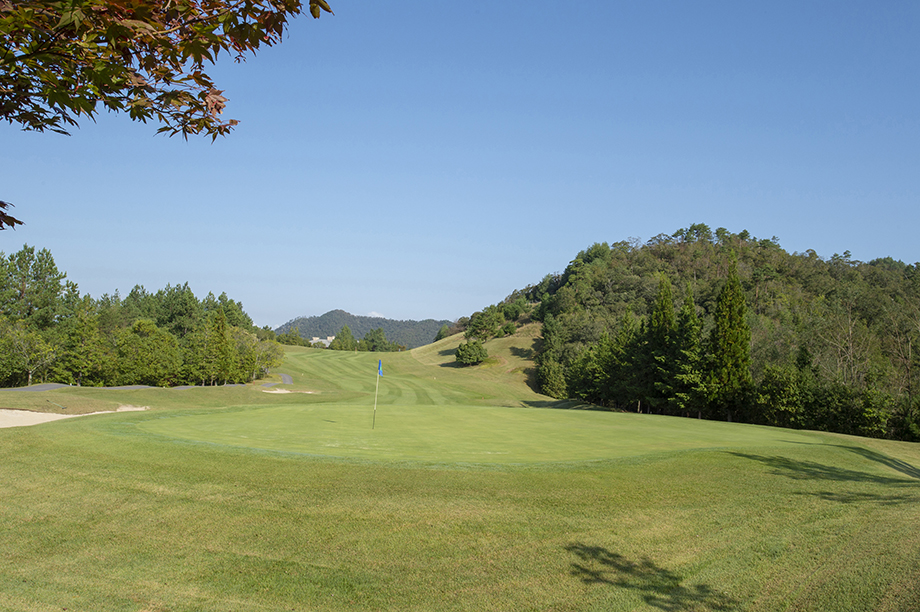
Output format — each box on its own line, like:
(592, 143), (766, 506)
(0, 406), (148, 429)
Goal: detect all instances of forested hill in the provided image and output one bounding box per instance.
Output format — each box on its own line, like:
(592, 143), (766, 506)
(276, 310), (452, 349)
(458, 224), (920, 441)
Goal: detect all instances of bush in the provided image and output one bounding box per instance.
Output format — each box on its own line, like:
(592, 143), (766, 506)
(456, 340), (488, 366)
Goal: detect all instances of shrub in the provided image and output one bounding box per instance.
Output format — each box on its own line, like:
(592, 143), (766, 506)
(456, 340), (488, 366)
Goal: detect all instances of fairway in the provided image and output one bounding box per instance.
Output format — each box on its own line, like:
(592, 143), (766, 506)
(2, 337), (920, 611)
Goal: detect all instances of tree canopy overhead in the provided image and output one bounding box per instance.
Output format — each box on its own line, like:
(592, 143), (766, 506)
(0, 0), (333, 139)
(0, 200), (21, 230)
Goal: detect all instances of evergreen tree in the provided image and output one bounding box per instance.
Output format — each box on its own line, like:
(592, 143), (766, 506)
(568, 333), (615, 405)
(645, 275), (677, 412)
(456, 340), (488, 366)
(0, 245), (66, 330)
(156, 283), (201, 337)
(606, 310), (641, 410)
(465, 305), (504, 341)
(706, 254), (752, 420)
(672, 286), (705, 415)
(329, 325), (357, 351)
(537, 313), (567, 398)
(361, 328), (395, 352)
(539, 359), (567, 398)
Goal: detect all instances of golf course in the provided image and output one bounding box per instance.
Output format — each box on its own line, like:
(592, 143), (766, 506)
(1, 328), (919, 611)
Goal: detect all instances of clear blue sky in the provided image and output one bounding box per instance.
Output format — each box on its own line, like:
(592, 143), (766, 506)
(2, 1), (918, 328)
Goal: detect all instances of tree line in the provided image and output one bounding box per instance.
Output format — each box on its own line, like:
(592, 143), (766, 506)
(274, 324), (406, 352)
(479, 225), (920, 440)
(0, 245), (284, 387)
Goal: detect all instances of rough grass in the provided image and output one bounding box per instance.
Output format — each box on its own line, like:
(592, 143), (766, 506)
(1, 330), (919, 611)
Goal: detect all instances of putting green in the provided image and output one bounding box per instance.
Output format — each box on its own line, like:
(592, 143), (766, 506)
(136, 401), (826, 464)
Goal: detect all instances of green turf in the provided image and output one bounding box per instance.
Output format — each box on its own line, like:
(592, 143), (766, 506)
(135, 400), (828, 464)
(1, 331), (919, 611)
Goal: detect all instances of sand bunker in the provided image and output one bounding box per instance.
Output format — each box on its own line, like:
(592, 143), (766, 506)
(0, 405), (148, 429)
(261, 389), (314, 394)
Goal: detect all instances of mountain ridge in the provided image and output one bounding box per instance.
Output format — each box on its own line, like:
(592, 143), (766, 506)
(276, 309), (452, 349)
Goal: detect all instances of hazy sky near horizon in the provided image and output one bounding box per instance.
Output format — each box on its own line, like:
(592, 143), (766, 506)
(3, 1), (918, 328)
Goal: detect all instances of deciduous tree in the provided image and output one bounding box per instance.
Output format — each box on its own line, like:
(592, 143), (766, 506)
(114, 319), (180, 386)
(0, 200), (21, 230)
(1, 317), (56, 386)
(1, 0), (333, 137)
(2, 0), (334, 224)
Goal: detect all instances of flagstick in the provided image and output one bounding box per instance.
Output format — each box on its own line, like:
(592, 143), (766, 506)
(372, 368), (380, 430)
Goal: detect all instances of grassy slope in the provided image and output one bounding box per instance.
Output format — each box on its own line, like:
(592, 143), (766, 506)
(1, 329), (919, 611)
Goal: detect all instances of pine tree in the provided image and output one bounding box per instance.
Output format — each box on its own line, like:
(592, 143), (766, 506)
(707, 254), (752, 420)
(673, 285), (704, 416)
(645, 275), (677, 412)
(329, 325), (357, 351)
(607, 310), (641, 410)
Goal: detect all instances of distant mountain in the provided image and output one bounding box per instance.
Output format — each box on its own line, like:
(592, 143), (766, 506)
(275, 310), (452, 349)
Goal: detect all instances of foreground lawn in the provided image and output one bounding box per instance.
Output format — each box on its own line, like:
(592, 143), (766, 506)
(1, 339), (919, 611)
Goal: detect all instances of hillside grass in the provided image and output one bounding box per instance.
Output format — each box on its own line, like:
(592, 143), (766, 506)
(1, 329), (919, 611)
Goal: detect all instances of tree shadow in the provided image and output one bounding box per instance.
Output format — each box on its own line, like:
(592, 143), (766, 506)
(564, 543), (737, 611)
(521, 366), (539, 389)
(523, 399), (597, 410)
(510, 338), (541, 391)
(831, 444), (920, 480)
(728, 452), (918, 487)
(770, 441), (920, 481)
(509, 345), (535, 360)
(796, 490), (920, 506)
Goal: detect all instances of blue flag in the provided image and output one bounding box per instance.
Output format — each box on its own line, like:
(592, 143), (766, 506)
(378, 360), (383, 376)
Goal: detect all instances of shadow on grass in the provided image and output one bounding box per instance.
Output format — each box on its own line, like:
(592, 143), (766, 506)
(833, 445), (920, 480)
(565, 543), (737, 611)
(800, 490), (920, 505)
(511, 337), (542, 392)
(729, 452), (916, 486)
(522, 399), (597, 410)
(509, 345), (535, 360)
(774, 441), (920, 481)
